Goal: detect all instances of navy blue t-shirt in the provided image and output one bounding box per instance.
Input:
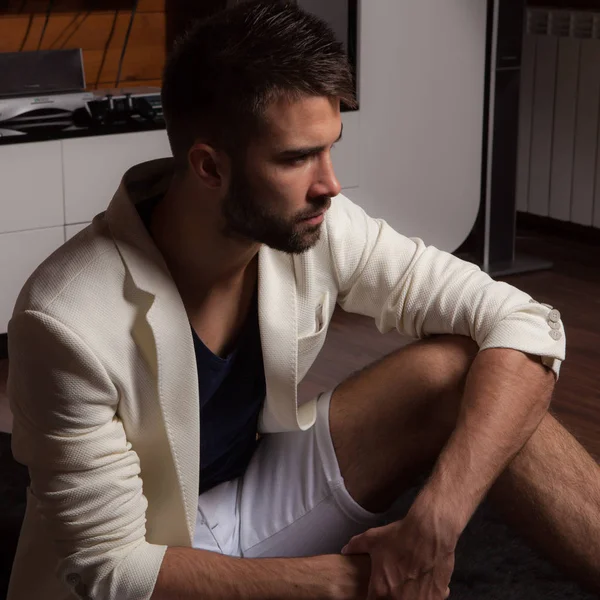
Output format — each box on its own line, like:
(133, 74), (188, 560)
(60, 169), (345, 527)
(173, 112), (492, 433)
(137, 197), (266, 494)
(194, 287), (265, 493)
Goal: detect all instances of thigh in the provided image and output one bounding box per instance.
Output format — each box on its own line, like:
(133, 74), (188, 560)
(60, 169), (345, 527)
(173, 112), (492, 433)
(193, 477), (241, 555)
(193, 338), (471, 561)
(330, 335), (478, 514)
(237, 391), (389, 559)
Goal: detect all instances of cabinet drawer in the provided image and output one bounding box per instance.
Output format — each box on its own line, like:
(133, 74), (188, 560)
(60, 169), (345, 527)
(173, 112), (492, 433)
(0, 141), (64, 234)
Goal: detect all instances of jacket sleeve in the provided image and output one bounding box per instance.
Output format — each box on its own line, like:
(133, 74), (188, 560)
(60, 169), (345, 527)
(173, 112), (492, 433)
(8, 309), (167, 600)
(327, 195), (565, 377)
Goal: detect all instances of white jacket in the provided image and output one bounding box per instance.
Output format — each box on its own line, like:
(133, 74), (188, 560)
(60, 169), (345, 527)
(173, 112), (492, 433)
(7, 159), (565, 600)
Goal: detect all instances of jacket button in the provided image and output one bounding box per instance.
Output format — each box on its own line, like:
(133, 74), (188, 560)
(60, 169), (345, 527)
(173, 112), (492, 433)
(548, 309), (561, 323)
(66, 573), (80, 586)
(549, 321), (561, 330)
(549, 330), (562, 341)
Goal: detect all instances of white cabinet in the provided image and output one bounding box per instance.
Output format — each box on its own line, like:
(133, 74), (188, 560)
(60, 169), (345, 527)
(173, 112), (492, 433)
(0, 141), (64, 234)
(62, 130), (172, 225)
(65, 222), (90, 240)
(0, 226), (65, 333)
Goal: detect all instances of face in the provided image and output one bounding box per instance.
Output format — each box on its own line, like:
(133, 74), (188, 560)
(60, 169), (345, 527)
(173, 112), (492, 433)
(221, 95), (343, 254)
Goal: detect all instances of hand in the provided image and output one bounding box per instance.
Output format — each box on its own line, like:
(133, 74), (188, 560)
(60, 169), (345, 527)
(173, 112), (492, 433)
(341, 516), (456, 599)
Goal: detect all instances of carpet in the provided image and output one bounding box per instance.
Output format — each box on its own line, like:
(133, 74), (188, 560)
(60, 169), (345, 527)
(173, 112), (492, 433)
(1, 433), (29, 600)
(0, 432), (597, 599)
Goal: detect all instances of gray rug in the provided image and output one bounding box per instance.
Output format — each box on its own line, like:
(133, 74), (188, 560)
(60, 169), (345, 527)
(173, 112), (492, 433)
(0, 433), (597, 599)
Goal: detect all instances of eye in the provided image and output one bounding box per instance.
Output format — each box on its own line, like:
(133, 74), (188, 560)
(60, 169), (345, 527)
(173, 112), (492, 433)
(287, 154), (311, 166)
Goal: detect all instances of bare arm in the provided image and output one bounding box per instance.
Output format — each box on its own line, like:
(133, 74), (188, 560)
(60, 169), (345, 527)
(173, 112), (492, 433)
(411, 347), (555, 535)
(151, 547), (370, 600)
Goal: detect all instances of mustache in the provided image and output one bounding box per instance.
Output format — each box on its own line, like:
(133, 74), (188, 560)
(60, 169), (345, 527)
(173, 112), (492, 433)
(297, 197), (331, 221)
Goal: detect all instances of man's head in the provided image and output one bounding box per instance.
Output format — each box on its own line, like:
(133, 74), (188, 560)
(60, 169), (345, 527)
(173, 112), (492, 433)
(161, 0), (356, 253)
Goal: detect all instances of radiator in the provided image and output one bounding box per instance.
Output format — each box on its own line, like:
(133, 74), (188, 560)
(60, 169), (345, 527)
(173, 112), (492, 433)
(517, 8), (600, 229)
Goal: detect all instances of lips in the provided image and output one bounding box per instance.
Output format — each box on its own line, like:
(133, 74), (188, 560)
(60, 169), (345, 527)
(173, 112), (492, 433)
(299, 198), (331, 225)
(301, 211), (325, 221)
(300, 212), (326, 227)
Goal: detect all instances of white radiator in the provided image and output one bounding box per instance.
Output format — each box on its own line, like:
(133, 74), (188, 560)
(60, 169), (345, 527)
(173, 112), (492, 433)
(517, 8), (600, 229)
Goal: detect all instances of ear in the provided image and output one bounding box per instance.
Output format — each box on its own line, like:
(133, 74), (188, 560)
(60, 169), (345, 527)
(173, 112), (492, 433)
(188, 142), (230, 191)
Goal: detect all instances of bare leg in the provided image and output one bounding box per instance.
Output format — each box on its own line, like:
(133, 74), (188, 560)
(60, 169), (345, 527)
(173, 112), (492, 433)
(329, 335), (600, 592)
(486, 412), (600, 591)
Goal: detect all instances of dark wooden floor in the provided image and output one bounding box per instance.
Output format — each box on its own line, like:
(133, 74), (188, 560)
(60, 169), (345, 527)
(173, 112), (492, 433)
(502, 229), (600, 460)
(1, 227), (599, 461)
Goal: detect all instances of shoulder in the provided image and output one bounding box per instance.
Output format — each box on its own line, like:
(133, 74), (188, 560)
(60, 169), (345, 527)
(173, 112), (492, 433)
(12, 214), (125, 324)
(325, 192), (375, 233)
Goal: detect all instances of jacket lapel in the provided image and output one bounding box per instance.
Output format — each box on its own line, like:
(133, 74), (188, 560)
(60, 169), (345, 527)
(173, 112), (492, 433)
(105, 160), (199, 546)
(258, 248), (317, 432)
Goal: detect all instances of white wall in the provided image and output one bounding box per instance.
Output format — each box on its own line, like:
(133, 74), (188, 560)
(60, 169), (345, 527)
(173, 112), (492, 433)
(349, 0), (488, 252)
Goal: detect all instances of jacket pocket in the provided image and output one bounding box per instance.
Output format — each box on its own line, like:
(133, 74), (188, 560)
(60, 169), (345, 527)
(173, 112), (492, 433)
(298, 293), (331, 378)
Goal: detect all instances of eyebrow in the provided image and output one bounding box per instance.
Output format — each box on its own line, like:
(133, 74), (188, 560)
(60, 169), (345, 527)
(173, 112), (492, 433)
(276, 123), (344, 160)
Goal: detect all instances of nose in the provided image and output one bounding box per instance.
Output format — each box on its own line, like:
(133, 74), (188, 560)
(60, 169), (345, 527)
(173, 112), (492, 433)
(313, 153), (342, 199)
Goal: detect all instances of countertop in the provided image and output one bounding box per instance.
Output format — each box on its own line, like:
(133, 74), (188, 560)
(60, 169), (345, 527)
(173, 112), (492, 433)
(0, 119), (166, 147)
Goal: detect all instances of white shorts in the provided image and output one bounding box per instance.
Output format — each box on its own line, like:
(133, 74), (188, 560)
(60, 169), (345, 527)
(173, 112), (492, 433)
(193, 389), (391, 558)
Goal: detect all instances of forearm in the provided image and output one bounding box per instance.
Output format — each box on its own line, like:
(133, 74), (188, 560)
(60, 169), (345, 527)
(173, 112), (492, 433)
(413, 347), (555, 533)
(151, 546), (369, 600)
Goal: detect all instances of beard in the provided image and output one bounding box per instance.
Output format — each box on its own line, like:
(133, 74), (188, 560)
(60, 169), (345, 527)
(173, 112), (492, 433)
(221, 162), (331, 254)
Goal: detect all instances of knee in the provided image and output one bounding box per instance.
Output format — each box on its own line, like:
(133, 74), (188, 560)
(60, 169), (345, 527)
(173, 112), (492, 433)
(409, 335), (479, 428)
(421, 334), (479, 385)
(414, 335), (478, 430)
(441, 334), (479, 365)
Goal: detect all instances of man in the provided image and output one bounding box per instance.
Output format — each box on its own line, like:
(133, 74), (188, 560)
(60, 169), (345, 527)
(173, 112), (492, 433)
(6, 2), (600, 599)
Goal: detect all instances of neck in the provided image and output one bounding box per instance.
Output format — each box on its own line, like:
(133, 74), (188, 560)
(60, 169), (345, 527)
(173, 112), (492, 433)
(149, 175), (259, 305)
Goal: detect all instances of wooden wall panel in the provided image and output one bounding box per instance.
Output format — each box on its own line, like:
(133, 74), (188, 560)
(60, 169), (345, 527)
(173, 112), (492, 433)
(164, 0), (225, 48)
(3, 0), (136, 14)
(137, 0), (164, 11)
(0, 1), (166, 89)
(0, 16), (31, 52)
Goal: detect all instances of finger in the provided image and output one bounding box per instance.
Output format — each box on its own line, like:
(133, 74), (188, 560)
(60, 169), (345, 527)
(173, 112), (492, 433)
(367, 576), (389, 600)
(341, 532), (370, 555)
(413, 571), (445, 600)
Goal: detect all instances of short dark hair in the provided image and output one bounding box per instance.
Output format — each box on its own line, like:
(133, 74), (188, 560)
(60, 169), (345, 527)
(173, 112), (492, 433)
(161, 0), (357, 169)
